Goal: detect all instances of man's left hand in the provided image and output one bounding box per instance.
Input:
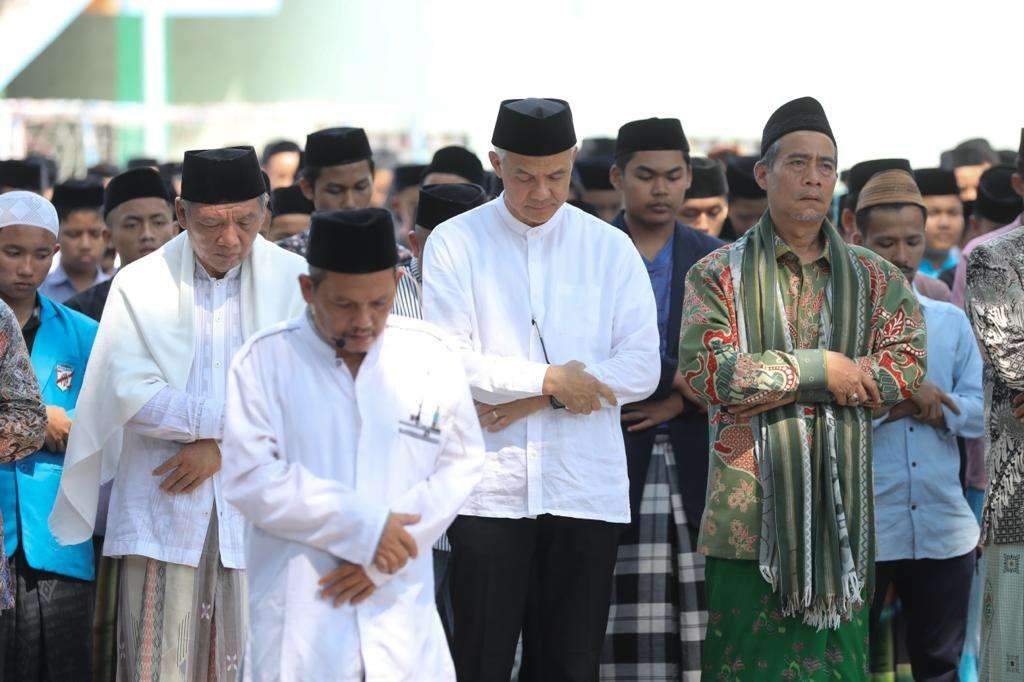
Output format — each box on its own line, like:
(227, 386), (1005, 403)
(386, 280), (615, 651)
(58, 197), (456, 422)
(153, 439), (221, 494)
(621, 393), (686, 432)
(319, 561), (375, 607)
(728, 395), (797, 419)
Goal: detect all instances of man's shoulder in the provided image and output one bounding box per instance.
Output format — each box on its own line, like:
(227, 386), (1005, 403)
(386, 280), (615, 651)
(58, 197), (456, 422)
(689, 239), (736, 278)
(920, 295), (970, 325)
(431, 200), (496, 243)
(41, 295), (99, 343)
(235, 315), (304, 364)
(971, 225), (1024, 264)
(64, 278), (112, 315)
(385, 315), (456, 352)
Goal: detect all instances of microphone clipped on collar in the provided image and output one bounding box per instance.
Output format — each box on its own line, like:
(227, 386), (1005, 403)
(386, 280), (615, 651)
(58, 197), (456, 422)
(332, 337), (346, 350)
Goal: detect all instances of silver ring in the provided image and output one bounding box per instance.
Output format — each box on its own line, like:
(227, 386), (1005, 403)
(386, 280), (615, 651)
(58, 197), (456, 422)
(491, 410), (499, 420)
(848, 393), (860, 403)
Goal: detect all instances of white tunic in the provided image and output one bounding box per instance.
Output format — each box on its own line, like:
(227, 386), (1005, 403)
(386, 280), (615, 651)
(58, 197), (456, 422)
(422, 196), (660, 523)
(221, 312), (485, 682)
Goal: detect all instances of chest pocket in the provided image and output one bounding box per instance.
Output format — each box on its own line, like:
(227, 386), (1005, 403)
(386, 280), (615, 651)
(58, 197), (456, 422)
(395, 394), (442, 480)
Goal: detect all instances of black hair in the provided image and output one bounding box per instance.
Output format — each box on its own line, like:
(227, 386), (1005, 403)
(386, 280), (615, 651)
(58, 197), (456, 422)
(302, 158), (375, 187)
(855, 202), (927, 235)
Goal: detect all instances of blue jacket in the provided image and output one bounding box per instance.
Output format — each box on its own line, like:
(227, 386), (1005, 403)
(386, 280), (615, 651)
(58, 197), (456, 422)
(0, 295), (97, 579)
(612, 212), (725, 529)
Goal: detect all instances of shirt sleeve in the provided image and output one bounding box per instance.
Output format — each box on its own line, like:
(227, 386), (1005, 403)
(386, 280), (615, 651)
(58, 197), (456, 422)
(678, 254), (825, 407)
(0, 311), (46, 463)
(125, 386), (224, 443)
(940, 308), (984, 439)
(854, 258), (928, 407)
(220, 343), (390, 568)
(422, 232), (550, 401)
(364, 350), (485, 587)
(966, 243), (1024, 391)
(586, 244), (662, 405)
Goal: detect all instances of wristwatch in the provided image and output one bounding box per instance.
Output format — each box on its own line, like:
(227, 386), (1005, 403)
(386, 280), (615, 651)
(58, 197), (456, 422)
(549, 396), (566, 410)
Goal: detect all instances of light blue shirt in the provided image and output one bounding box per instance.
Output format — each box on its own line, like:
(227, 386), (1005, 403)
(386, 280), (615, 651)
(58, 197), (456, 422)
(642, 234), (674, 359)
(872, 290), (983, 561)
(39, 263), (109, 304)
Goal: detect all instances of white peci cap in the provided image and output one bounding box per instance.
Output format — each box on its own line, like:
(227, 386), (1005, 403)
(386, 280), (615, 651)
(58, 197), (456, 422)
(0, 190), (59, 239)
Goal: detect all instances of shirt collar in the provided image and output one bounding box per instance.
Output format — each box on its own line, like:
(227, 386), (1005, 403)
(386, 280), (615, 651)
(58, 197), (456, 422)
(495, 192), (565, 238)
(193, 257), (242, 283)
(773, 230), (830, 265)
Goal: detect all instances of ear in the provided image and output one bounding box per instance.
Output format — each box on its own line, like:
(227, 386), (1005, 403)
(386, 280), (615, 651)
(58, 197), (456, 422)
(849, 229), (863, 246)
(1012, 172), (1024, 199)
(609, 164), (622, 192)
(408, 230), (421, 261)
(174, 197), (187, 228)
(299, 177), (315, 202)
(754, 161), (769, 191)
(488, 151), (503, 179)
(299, 274), (314, 305)
(841, 207), (855, 234)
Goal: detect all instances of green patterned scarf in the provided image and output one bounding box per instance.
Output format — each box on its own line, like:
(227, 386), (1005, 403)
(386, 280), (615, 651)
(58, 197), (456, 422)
(732, 213), (873, 629)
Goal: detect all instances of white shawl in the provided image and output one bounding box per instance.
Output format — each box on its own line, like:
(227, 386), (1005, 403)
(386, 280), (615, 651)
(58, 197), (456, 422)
(49, 231), (308, 545)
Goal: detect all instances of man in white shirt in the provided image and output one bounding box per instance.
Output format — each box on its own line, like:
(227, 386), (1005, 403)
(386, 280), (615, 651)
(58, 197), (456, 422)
(222, 208), (484, 681)
(422, 97), (660, 681)
(49, 146), (308, 680)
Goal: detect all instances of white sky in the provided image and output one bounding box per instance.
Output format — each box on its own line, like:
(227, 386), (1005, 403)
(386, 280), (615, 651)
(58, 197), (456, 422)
(351, 0), (1023, 168)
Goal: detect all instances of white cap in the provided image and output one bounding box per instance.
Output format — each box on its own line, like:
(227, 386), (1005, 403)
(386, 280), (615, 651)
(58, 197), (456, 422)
(0, 190), (59, 239)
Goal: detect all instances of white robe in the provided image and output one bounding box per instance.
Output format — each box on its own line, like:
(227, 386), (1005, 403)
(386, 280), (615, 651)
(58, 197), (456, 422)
(221, 312), (485, 682)
(48, 232), (308, 546)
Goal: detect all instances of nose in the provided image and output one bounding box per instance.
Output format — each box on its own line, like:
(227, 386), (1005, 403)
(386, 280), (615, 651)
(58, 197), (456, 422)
(218, 224), (242, 250)
(15, 254), (34, 276)
(651, 175), (668, 196)
(532, 177), (553, 203)
(353, 305), (374, 328)
(340, 191), (357, 210)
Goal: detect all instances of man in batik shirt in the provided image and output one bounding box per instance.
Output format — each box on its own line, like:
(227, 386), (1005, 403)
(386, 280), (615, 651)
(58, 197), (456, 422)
(680, 97), (926, 679)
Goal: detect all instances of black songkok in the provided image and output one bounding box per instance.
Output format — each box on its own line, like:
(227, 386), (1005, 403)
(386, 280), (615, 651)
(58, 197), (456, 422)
(940, 138), (998, 170)
(261, 139), (302, 164)
(180, 146), (266, 205)
(846, 158), (912, 209)
(416, 183), (488, 231)
(127, 157), (159, 170)
(687, 157), (728, 199)
(306, 208), (397, 274)
(491, 98), (576, 156)
(26, 155), (57, 188)
(574, 158), (614, 191)
(304, 127), (372, 168)
(975, 165), (1023, 225)
(1018, 127), (1024, 164)
(760, 96), (835, 157)
(271, 185), (314, 217)
(392, 164), (427, 192)
(724, 155), (765, 200)
(579, 137), (617, 160)
(424, 146), (485, 186)
(913, 168), (960, 197)
(52, 180), (105, 213)
(87, 162), (122, 179)
(0, 160), (46, 191)
(615, 118), (689, 156)
(104, 168), (172, 217)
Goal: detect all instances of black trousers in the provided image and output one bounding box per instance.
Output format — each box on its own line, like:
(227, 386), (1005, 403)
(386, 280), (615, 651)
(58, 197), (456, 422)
(869, 551), (975, 682)
(447, 514), (624, 682)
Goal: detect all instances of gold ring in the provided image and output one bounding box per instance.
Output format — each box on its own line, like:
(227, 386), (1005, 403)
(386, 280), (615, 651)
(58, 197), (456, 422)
(492, 410), (499, 420)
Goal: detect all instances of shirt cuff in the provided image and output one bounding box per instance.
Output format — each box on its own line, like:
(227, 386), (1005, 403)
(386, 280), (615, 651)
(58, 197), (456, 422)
(794, 349), (828, 391)
(197, 398), (225, 441)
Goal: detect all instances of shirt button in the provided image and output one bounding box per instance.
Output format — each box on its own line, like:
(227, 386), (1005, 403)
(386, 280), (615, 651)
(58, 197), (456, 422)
(912, 461), (917, 467)
(214, 361), (222, 368)
(911, 504), (917, 511)
(909, 427), (914, 432)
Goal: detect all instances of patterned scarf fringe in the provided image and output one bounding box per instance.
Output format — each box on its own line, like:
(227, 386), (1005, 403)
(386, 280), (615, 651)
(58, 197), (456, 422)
(778, 573), (864, 632)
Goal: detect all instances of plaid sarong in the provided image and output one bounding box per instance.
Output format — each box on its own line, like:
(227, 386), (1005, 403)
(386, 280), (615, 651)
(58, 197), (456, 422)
(601, 435), (706, 680)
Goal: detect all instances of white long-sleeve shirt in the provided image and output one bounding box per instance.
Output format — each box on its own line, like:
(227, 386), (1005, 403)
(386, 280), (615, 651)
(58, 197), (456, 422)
(221, 312), (484, 681)
(102, 262), (247, 567)
(422, 196), (660, 523)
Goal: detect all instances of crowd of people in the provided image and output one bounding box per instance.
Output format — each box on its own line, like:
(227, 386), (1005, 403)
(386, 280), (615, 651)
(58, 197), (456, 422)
(0, 95), (1021, 682)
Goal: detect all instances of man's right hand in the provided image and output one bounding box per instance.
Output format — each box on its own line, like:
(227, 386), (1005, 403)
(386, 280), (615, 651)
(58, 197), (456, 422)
(43, 405), (72, 453)
(372, 512), (420, 574)
(825, 351), (881, 408)
(910, 380), (960, 428)
(543, 361), (618, 415)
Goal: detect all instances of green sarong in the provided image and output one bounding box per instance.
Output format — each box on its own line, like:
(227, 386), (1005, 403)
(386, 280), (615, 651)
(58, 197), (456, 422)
(703, 557), (869, 681)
